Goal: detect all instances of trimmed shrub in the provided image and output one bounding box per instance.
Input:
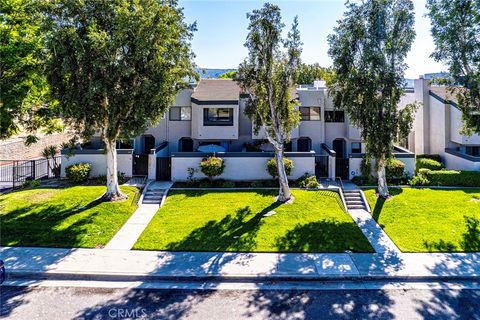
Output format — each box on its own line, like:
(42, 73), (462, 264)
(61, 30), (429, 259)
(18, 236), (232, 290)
(65, 163), (91, 183)
(266, 158), (293, 179)
(250, 180), (264, 188)
(417, 154), (442, 163)
(425, 170), (480, 187)
(220, 180), (235, 188)
(416, 158), (443, 173)
(297, 174), (320, 189)
(360, 157), (372, 179)
(386, 159), (405, 179)
(408, 175), (430, 186)
(199, 156), (225, 180)
(198, 178), (211, 188)
(94, 172), (128, 185)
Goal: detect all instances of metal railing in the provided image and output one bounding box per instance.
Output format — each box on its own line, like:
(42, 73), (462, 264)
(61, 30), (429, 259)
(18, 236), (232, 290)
(0, 156), (61, 190)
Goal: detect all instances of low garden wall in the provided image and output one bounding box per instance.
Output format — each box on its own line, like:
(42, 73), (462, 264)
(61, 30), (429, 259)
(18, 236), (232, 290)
(349, 153), (415, 180)
(444, 149), (480, 171)
(60, 149), (133, 177)
(171, 151), (316, 181)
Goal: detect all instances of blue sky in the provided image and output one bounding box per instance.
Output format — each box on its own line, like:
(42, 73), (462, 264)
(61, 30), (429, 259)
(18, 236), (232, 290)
(178, 0), (446, 78)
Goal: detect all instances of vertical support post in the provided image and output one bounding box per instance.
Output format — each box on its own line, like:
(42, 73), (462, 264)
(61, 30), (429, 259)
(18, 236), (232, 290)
(12, 161), (16, 189)
(31, 160), (36, 180)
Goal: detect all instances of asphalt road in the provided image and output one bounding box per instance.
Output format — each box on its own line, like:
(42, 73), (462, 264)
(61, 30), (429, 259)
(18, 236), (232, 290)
(1, 285), (480, 320)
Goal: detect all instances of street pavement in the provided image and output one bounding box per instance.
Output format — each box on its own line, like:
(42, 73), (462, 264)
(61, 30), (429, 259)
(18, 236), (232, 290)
(2, 285), (480, 319)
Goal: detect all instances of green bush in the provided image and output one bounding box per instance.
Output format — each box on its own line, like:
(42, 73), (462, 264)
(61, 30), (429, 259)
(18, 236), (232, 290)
(297, 174), (320, 189)
(426, 170), (480, 187)
(198, 179), (211, 188)
(199, 156), (225, 180)
(386, 159), (405, 179)
(266, 158), (293, 179)
(417, 154), (442, 163)
(408, 175), (430, 186)
(220, 180), (235, 188)
(22, 180), (41, 188)
(250, 180), (264, 188)
(418, 168), (431, 176)
(360, 157), (372, 179)
(94, 172), (128, 185)
(65, 163), (91, 183)
(416, 158), (443, 173)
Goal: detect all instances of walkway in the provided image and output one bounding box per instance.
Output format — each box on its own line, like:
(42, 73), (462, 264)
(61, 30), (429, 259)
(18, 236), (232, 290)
(341, 181), (401, 254)
(104, 181), (172, 250)
(1, 246), (479, 282)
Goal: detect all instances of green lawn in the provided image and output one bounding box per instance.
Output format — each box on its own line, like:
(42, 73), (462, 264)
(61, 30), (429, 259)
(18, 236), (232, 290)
(0, 186), (140, 248)
(365, 188), (480, 252)
(133, 190), (373, 253)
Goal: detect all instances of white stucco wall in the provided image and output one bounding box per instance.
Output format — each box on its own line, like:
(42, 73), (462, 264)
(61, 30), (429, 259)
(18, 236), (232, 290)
(148, 154), (156, 180)
(171, 155), (315, 181)
(61, 152), (133, 178)
(348, 156), (415, 180)
(429, 96), (447, 155)
(191, 103), (239, 140)
(444, 153), (480, 171)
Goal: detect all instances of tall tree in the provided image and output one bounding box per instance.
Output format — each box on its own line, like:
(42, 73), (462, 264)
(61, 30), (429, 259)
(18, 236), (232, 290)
(427, 0), (480, 135)
(0, 0), (60, 141)
(297, 63), (334, 85)
(237, 3), (301, 203)
(328, 0), (417, 198)
(46, 0), (195, 201)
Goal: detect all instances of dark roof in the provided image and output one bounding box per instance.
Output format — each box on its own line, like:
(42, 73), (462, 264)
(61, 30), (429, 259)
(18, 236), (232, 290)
(191, 79), (241, 102)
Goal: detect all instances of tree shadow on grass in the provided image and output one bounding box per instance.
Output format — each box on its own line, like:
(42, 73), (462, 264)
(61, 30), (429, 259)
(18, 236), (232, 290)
(423, 215), (480, 252)
(371, 188), (403, 221)
(275, 219), (374, 253)
(0, 199), (103, 248)
(165, 202), (282, 252)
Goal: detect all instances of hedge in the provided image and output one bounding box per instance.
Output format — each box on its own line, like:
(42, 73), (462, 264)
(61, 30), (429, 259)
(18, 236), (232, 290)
(426, 170), (480, 187)
(417, 154), (442, 163)
(266, 158), (293, 178)
(386, 159), (405, 179)
(416, 158), (443, 172)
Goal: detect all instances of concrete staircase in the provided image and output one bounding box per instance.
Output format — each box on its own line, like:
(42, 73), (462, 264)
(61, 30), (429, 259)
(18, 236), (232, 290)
(142, 183), (169, 205)
(343, 189), (369, 211)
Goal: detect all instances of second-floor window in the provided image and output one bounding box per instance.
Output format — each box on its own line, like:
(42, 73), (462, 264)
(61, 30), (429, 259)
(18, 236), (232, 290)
(169, 106), (191, 121)
(203, 108), (233, 126)
(351, 142), (362, 153)
(300, 107), (321, 121)
(325, 111), (345, 123)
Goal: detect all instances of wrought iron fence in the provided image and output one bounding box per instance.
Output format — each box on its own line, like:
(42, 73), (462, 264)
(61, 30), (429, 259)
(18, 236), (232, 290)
(0, 156), (61, 189)
(315, 155), (329, 178)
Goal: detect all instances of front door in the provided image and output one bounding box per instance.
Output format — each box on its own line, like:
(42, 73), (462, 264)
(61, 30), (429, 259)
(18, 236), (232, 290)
(156, 157), (171, 180)
(133, 154), (149, 176)
(143, 136), (155, 154)
(333, 139), (349, 179)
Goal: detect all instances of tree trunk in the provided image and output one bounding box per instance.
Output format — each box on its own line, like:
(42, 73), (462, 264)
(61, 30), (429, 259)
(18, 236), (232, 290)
(275, 148), (293, 203)
(377, 157), (389, 198)
(102, 138), (127, 201)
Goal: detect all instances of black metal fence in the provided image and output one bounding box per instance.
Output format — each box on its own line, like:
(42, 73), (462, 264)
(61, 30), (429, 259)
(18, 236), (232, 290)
(0, 156), (61, 189)
(315, 155), (329, 178)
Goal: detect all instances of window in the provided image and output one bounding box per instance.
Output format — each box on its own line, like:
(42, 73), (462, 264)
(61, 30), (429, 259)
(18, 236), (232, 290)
(203, 108), (233, 126)
(351, 142), (362, 153)
(466, 146), (480, 157)
(300, 107), (321, 121)
(169, 106), (191, 121)
(325, 111), (345, 123)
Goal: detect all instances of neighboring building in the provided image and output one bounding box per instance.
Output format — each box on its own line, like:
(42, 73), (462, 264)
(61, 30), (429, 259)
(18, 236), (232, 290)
(65, 77), (480, 181)
(408, 78), (480, 171)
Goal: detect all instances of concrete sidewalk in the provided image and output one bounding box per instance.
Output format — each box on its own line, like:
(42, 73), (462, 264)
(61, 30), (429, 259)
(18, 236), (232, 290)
(1, 246), (479, 282)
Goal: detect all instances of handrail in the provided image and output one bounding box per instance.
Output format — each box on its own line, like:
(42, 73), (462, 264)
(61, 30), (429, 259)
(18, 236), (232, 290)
(335, 176), (348, 212)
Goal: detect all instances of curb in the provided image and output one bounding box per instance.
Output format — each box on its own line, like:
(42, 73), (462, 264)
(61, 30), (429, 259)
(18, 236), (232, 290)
(7, 270), (480, 283)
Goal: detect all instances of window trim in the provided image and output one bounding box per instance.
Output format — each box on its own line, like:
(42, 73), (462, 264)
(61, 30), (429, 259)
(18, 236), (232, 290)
(203, 108), (234, 126)
(169, 106), (192, 121)
(300, 107), (321, 121)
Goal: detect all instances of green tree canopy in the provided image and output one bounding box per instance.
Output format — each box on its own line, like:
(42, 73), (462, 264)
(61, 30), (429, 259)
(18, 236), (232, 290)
(218, 70), (238, 79)
(328, 0), (417, 197)
(0, 0), (61, 141)
(237, 3), (301, 202)
(297, 63), (333, 85)
(46, 0), (196, 200)
(427, 0), (480, 134)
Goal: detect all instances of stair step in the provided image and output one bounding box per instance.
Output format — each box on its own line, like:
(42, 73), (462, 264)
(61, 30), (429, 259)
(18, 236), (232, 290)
(348, 205), (366, 209)
(346, 201), (364, 205)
